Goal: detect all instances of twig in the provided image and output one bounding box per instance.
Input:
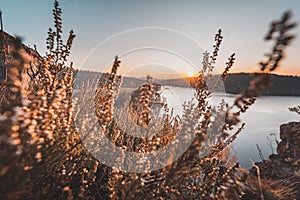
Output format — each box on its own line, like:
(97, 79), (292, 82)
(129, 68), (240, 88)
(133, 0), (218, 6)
(251, 159), (264, 200)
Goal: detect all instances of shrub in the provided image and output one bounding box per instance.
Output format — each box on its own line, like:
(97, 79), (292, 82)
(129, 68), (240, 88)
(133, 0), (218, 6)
(0, 1), (297, 199)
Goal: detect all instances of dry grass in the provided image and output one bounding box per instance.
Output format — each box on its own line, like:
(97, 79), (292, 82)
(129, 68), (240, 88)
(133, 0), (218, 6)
(0, 1), (298, 199)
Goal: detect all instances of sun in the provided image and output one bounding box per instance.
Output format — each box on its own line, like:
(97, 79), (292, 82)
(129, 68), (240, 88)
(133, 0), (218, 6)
(186, 71), (196, 78)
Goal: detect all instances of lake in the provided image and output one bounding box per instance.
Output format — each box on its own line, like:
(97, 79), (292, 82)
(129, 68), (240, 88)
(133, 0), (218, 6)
(160, 87), (300, 169)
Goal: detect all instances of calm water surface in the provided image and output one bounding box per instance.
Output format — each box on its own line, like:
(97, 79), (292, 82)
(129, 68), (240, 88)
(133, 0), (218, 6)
(161, 87), (300, 169)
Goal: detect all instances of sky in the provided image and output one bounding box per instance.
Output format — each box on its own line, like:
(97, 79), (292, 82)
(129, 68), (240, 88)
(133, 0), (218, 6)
(0, 0), (299, 78)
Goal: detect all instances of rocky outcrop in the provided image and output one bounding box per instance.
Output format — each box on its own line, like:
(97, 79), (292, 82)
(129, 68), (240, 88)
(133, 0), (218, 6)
(0, 31), (42, 82)
(277, 122), (300, 162)
(250, 121), (300, 198)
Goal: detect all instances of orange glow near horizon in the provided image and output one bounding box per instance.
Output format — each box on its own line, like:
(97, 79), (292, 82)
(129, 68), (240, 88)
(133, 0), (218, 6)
(99, 67), (300, 79)
(98, 60), (300, 78)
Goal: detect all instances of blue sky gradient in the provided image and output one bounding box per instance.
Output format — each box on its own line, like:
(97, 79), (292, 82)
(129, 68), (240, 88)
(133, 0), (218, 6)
(0, 0), (299, 76)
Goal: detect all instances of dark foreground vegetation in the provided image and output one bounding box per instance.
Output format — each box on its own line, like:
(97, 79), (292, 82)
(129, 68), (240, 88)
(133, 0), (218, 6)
(1, 1), (299, 199)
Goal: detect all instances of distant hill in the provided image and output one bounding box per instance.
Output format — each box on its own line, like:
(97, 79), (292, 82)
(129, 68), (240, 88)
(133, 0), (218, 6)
(74, 71), (300, 96)
(224, 73), (300, 96)
(161, 73), (300, 96)
(73, 70), (145, 89)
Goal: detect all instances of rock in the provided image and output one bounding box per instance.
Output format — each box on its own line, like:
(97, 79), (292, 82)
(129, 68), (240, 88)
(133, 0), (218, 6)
(249, 121), (300, 198)
(278, 122), (300, 162)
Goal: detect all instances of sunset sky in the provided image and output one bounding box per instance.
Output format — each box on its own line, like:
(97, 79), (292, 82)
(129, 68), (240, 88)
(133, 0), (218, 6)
(0, 0), (299, 78)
